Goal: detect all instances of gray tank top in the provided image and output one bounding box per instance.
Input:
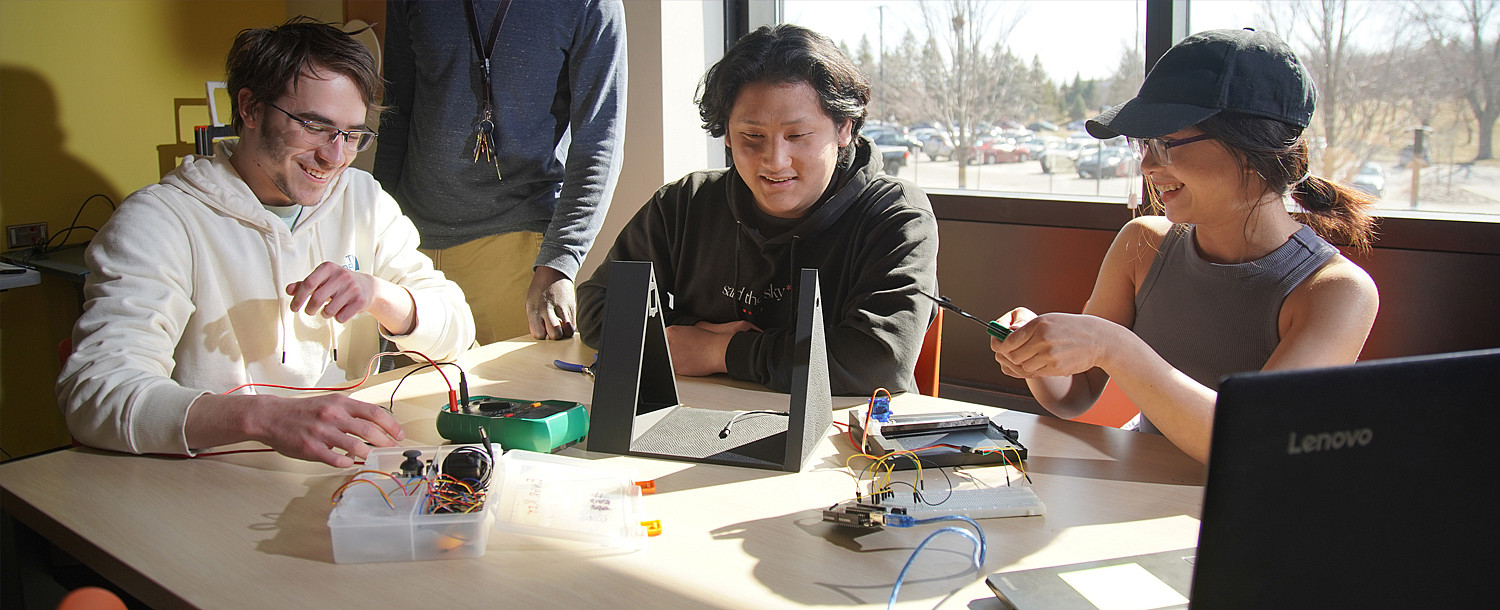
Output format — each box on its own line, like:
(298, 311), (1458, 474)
(1129, 223), (1336, 434)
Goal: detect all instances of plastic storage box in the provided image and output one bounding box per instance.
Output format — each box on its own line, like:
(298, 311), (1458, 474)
(490, 449), (653, 550)
(329, 444), (497, 564)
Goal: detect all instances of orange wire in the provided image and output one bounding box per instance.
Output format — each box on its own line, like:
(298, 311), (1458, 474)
(330, 477), (396, 510)
(860, 387), (892, 454)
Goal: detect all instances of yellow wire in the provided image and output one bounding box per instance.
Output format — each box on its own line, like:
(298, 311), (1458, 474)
(330, 478), (396, 510)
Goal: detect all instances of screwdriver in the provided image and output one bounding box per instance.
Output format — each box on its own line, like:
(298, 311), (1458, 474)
(919, 291), (1012, 340)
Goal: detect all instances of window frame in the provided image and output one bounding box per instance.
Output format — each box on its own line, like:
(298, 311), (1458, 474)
(746, 0), (1500, 256)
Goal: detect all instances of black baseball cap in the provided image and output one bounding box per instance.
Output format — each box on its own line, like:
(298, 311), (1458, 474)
(1086, 28), (1316, 139)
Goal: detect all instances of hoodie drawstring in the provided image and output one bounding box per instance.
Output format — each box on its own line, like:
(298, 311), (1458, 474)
(789, 235), (799, 299)
(270, 228), (289, 365)
(311, 228), (337, 364)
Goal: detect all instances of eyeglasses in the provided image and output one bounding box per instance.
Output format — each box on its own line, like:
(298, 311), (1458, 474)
(264, 102), (378, 152)
(1129, 133), (1215, 165)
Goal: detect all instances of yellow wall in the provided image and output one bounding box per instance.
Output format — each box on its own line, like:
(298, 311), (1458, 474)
(0, 0), (295, 458)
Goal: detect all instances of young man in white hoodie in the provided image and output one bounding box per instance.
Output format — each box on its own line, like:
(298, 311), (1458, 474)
(56, 18), (475, 468)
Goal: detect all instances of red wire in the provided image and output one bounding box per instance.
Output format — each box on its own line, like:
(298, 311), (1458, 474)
(220, 350), (454, 410)
(73, 353), (456, 464)
(832, 420), (864, 452)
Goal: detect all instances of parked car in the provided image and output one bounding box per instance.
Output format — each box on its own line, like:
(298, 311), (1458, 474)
(1039, 139), (1090, 174)
(1027, 121), (1060, 133)
(876, 144), (909, 176)
(1076, 146), (1134, 179)
(1012, 135), (1048, 159)
(922, 132), (956, 161)
(1351, 162), (1385, 197)
(977, 136), (1029, 164)
(907, 127), (942, 147)
(864, 129), (922, 154)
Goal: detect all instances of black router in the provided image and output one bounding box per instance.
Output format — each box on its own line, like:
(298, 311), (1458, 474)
(586, 260), (832, 472)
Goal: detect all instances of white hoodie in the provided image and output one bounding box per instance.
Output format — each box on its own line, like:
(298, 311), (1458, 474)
(57, 141), (475, 455)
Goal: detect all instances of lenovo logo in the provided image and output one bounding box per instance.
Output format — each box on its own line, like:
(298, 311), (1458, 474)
(1286, 428), (1373, 454)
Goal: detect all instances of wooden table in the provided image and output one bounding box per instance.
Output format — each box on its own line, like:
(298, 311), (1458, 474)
(1, 337), (1205, 609)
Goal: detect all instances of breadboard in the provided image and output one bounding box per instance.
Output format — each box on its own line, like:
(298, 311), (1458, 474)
(881, 486), (1045, 520)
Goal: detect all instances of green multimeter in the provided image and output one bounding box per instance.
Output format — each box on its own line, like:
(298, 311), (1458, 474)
(435, 396), (589, 453)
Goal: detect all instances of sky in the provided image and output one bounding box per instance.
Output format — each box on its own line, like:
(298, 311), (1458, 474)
(783, 0), (1272, 82)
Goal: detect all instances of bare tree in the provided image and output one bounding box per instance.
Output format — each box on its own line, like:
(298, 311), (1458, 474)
(881, 30), (928, 127)
(1101, 43), (1145, 111)
(915, 0), (1027, 187)
(1261, 0), (1412, 179)
(1407, 0), (1500, 160)
(853, 35), (880, 122)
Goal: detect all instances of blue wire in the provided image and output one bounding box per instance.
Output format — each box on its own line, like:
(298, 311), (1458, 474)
(886, 515), (987, 609)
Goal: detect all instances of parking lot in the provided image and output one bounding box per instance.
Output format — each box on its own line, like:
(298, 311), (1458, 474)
(895, 155), (1148, 201)
(891, 155), (1500, 216)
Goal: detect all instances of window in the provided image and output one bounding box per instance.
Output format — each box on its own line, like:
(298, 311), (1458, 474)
(780, 0), (1500, 219)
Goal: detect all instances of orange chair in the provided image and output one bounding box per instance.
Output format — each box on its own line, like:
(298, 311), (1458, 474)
(56, 587), (126, 610)
(914, 309), (942, 397)
(1071, 378), (1141, 428)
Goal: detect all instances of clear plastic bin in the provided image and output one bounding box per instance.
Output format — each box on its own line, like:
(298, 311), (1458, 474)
(490, 449), (651, 550)
(329, 445), (497, 564)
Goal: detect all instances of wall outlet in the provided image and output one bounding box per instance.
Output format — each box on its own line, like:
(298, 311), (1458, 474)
(7, 223), (47, 249)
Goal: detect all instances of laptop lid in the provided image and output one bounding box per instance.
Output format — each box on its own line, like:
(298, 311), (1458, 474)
(587, 260), (832, 471)
(986, 548), (1195, 610)
(1193, 348), (1500, 608)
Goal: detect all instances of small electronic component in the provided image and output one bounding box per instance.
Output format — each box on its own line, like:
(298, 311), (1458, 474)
(822, 502), (908, 529)
(877, 411), (990, 437)
(870, 393), (892, 423)
(849, 407), (1028, 470)
(880, 487), (1045, 520)
(398, 449), (424, 478)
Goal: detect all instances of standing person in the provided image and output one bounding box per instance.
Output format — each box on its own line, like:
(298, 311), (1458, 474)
(57, 17), (475, 467)
(991, 28), (1379, 463)
(376, 0), (627, 345)
(576, 24), (938, 396)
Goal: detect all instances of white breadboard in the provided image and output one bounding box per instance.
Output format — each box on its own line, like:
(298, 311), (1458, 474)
(882, 486), (1046, 520)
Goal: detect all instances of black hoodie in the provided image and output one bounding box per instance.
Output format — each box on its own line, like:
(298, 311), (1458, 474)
(578, 138), (938, 395)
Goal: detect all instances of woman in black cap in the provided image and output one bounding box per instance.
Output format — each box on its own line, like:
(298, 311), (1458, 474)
(990, 29), (1379, 463)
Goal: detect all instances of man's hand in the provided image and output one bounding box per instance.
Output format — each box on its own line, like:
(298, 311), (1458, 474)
(664, 320), (759, 376)
(693, 320), (760, 335)
(287, 261), (415, 334)
(187, 393), (404, 468)
(527, 266), (576, 340)
(287, 262), (375, 323)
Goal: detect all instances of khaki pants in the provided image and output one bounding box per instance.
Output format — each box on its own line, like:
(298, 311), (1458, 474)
(421, 232), (543, 345)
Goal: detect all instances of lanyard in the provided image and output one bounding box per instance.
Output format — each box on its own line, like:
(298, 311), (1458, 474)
(463, 0), (512, 177)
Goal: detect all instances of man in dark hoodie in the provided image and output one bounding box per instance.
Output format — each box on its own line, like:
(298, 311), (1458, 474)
(576, 24), (938, 396)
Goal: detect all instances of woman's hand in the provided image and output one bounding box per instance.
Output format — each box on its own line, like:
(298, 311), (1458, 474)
(992, 309), (1118, 379)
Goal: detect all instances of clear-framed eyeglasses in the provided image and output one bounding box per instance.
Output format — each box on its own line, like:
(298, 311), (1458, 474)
(1128, 133), (1214, 165)
(265, 102), (378, 152)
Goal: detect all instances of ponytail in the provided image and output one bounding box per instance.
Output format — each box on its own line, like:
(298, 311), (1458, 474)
(1290, 175), (1377, 250)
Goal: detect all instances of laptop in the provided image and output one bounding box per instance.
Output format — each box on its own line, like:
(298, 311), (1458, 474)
(586, 260), (832, 472)
(989, 348), (1500, 609)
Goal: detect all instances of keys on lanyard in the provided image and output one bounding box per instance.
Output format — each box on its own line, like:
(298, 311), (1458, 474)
(474, 103), (500, 180)
(465, 0), (510, 181)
